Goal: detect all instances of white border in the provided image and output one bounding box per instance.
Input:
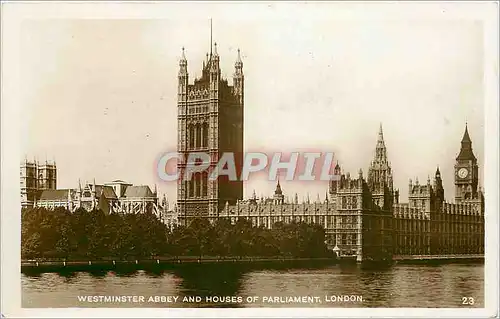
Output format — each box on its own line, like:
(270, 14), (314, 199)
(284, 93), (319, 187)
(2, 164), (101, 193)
(1, 1), (498, 318)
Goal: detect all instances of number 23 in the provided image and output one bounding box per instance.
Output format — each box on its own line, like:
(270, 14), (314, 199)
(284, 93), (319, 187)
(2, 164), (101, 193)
(462, 297), (474, 305)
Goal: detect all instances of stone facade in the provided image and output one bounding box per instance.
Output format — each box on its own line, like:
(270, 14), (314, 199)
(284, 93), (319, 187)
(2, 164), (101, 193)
(20, 163), (172, 222)
(220, 125), (485, 262)
(177, 45), (244, 224)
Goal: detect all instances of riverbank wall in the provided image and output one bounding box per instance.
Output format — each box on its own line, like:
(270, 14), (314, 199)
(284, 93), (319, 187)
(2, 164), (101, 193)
(393, 254), (484, 264)
(21, 254), (484, 273)
(21, 256), (338, 273)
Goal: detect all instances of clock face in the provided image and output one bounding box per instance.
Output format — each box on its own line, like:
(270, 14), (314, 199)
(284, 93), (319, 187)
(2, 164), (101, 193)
(458, 168), (469, 179)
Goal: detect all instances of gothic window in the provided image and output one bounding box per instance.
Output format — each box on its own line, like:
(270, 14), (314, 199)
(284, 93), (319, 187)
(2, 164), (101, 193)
(196, 125), (202, 149)
(342, 197), (346, 209)
(203, 123), (208, 147)
(352, 196), (357, 208)
(193, 173), (199, 197)
(189, 180), (194, 198)
(202, 172), (208, 197)
(189, 125), (195, 148)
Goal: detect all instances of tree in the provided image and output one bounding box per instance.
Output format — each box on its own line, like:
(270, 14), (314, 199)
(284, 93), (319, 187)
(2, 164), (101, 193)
(186, 218), (212, 258)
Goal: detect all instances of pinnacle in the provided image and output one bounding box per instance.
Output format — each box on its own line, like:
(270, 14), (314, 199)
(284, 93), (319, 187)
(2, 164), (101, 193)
(379, 123), (384, 141)
(236, 48), (242, 63)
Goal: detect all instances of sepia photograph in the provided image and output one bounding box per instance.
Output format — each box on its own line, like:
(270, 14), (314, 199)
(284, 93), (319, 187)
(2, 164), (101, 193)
(1, 1), (498, 318)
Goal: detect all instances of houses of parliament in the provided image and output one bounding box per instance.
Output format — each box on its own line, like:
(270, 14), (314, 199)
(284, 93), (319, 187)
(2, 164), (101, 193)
(177, 42), (485, 262)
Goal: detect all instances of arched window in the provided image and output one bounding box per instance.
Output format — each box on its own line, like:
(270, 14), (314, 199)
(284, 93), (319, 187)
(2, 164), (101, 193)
(196, 172), (202, 197)
(203, 123), (208, 147)
(189, 125), (195, 149)
(202, 172), (208, 196)
(189, 180), (194, 198)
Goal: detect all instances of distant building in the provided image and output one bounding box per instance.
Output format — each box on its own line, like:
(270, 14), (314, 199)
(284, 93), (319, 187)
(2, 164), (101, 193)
(220, 124), (485, 262)
(20, 159), (57, 209)
(20, 162), (170, 221)
(33, 178), (168, 217)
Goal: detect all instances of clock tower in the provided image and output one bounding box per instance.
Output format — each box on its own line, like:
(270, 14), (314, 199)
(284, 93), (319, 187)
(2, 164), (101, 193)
(454, 124), (479, 203)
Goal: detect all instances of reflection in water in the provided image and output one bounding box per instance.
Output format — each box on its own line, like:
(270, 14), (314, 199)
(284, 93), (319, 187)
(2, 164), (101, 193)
(59, 271), (78, 284)
(143, 269), (167, 278)
(112, 269), (139, 278)
(88, 270), (109, 278)
(173, 264), (246, 308)
(22, 263), (484, 308)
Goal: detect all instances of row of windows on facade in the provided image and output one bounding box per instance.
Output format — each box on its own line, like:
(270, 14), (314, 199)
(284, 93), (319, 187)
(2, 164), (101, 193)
(187, 106), (209, 114)
(394, 238), (483, 255)
(20, 180), (55, 188)
(229, 215), (360, 228)
(393, 220), (483, 233)
(224, 214), (483, 234)
(185, 175), (208, 198)
(341, 196), (358, 209)
(20, 170), (56, 177)
(188, 124), (209, 149)
(331, 234), (359, 246)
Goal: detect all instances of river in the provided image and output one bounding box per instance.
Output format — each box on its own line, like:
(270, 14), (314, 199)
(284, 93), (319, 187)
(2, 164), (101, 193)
(22, 263), (483, 308)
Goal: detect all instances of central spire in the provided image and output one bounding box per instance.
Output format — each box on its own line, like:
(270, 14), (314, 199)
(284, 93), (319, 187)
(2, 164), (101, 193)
(367, 122), (393, 193)
(375, 123), (388, 163)
(378, 123), (384, 142)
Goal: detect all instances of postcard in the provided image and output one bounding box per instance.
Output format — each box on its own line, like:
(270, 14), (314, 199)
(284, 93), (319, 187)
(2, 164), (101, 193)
(1, 1), (498, 318)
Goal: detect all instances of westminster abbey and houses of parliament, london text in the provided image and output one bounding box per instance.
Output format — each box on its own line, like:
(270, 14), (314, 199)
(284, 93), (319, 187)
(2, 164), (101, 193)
(176, 45), (484, 262)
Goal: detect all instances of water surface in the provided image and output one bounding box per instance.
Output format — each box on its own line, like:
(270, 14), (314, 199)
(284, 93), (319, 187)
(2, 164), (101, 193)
(22, 263), (484, 308)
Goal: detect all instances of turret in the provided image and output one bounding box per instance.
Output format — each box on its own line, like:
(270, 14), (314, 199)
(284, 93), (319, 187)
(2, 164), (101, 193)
(330, 162), (342, 195)
(233, 49), (244, 102)
(178, 47), (188, 97)
(273, 179), (284, 205)
(434, 166), (445, 207)
(210, 43), (220, 83)
(394, 189), (400, 204)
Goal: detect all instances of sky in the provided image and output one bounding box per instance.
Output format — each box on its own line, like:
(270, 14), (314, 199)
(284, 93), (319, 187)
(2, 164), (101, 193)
(9, 3), (486, 204)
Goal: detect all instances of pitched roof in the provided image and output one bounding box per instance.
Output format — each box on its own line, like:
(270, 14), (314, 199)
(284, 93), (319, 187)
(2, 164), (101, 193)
(39, 189), (70, 201)
(94, 185), (118, 199)
(102, 186), (118, 199)
(461, 125), (472, 144)
(456, 125), (476, 161)
(123, 185), (155, 198)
